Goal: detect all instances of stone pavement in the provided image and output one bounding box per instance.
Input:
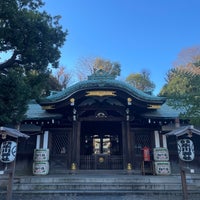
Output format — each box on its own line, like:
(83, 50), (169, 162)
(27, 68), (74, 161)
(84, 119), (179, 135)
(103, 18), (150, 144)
(3, 193), (197, 200)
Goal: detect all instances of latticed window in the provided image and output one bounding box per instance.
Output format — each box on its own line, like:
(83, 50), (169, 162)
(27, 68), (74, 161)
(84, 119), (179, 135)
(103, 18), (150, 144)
(51, 132), (70, 155)
(50, 131), (71, 170)
(135, 132), (152, 155)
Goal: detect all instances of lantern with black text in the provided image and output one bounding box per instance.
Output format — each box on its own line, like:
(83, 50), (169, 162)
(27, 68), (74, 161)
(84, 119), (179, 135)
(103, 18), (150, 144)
(0, 141), (17, 163)
(177, 139), (194, 162)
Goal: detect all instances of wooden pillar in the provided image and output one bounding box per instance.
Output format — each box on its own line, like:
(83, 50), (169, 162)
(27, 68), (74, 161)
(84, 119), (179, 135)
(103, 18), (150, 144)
(181, 167), (188, 200)
(71, 121), (77, 166)
(76, 121), (81, 168)
(6, 139), (18, 200)
(36, 135), (41, 149)
(126, 121), (132, 165)
(122, 119), (133, 169)
(6, 161), (15, 200)
(122, 121), (128, 169)
(154, 130), (160, 148)
(162, 134), (167, 148)
(175, 118), (180, 128)
(71, 121), (81, 169)
(43, 131), (49, 149)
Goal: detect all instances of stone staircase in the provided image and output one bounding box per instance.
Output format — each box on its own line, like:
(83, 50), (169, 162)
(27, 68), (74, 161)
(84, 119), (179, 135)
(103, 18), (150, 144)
(1, 171), (200, 200)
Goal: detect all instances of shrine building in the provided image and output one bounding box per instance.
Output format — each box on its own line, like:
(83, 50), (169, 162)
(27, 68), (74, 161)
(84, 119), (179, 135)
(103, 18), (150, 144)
(9, 69), (200, 175)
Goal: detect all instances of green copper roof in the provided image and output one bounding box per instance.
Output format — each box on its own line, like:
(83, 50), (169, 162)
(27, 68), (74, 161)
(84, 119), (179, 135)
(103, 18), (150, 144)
(141, 103), (180, 119)
(25, 100), (179, 120)
(25, 100), (62, 120)
(25, 71), (179, 121)
(39, 71), (165, 105)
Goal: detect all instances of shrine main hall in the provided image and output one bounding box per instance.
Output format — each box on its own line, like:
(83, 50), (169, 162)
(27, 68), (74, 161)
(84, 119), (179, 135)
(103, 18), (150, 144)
(11, 69), (200, 174)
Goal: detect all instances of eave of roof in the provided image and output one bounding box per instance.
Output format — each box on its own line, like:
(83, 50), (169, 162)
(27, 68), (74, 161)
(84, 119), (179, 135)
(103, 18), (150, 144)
(142, 103), (180, 119)
(0, 126), (29, 139)
(25, 101), (178, 121)
(166, 125), (200, 136)
(38, 79), (166, 105)
(25, 100), (62, 120)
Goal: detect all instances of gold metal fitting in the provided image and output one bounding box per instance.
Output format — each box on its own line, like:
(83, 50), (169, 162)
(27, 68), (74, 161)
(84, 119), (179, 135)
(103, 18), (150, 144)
(127, 163), (132, 170)
(1, 131), (7, 139)
(70, 98), (75, 106)
(71, 163), (76, 170)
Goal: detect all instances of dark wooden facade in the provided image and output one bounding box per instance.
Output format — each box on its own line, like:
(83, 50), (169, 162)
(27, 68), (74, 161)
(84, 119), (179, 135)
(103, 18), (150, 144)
(9, 70), (199, 174)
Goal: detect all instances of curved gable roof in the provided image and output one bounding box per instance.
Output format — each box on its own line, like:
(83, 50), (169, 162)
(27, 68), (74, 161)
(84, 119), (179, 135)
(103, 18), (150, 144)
(38, 70), (166, 106)
(39, 79), (165, 105)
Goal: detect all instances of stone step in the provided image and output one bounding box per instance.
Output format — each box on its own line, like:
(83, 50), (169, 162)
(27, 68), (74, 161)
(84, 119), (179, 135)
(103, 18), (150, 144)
(15, 174), (182, 183)
(1, 173), (200, 200)
(9, 174), (199, 193)
(13, 182), (181, 190)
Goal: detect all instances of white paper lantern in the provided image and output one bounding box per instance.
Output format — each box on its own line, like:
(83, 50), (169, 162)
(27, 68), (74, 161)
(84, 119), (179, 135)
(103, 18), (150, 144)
(0, 141), (17, 163)
(177, 139), (195, 162)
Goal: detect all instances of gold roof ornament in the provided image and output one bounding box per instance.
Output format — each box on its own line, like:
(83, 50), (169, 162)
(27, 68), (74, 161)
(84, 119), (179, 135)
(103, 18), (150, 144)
(127, 97), (132, 105)
(70, 98), (75, 106)
(86, 90), (116, 97)
(42, 105), (55, 110)
(98, 66), (104, 70)
(148, 105), (161, 109)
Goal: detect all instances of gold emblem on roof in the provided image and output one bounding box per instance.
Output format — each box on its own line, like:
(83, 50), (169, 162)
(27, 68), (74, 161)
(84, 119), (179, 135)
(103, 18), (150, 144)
(42, 105), (55, 110)
(86, 91), (116, 97)
(148, 105), (161, 109)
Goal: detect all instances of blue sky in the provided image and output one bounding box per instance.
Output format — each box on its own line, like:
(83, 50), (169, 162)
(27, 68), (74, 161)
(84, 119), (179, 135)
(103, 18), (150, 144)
(43, 0), (200, 94)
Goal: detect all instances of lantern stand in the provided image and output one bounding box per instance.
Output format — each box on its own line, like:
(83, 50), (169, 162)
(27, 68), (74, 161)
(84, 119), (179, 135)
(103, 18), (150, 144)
(178, 151), (188, 200)
(166, 125), (200, 200)
(0, 126), (29, 200)
(6, 138), (18, 200)
(177, 134), (195, 200)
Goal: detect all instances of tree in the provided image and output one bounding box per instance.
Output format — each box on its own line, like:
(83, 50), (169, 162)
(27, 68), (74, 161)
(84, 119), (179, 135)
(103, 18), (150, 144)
(54, 66), (72, 89)
(76, 57), (121, 81)
(176, 57), (200, 76)
(93, 58), (121, 77)
(160, 47), (200, 125)
(0, 70), (30, 125)
(0, 0), (67, 125)
(126, 70), (155, 93)
(24, 66), (72, 98)
(0, 0), (67, 73)
(173, 46), (200, 75)
(25, 69), (53, 98)
(76, 56), (96, 81)
(173, 46), (200, 67)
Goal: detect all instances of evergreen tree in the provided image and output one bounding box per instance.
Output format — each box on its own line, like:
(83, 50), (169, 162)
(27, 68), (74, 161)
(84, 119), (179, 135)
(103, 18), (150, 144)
(160, 59), (200, 125)
(0, 0), (67, 125)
